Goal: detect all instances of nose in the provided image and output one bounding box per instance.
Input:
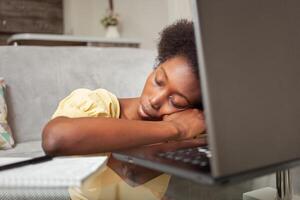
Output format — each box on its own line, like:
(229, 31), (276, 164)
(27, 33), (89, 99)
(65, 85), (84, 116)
(149, 90), (167, 110)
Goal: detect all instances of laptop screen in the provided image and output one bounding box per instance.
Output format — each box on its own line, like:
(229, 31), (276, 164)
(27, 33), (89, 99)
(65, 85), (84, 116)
(192, 0), (300, 177)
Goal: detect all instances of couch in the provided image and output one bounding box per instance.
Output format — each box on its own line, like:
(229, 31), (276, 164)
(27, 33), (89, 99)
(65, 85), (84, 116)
(1, 46), (299, 200)
(0, 46), (156, 199)
(0, 46), (154, 158)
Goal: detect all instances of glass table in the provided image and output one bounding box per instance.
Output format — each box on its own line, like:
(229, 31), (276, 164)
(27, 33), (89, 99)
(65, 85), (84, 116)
(1, 155), (300, 200)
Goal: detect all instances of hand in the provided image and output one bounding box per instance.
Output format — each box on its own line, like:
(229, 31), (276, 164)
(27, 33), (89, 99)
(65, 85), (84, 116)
(107, 156), (163, 186)
(109, 138), (207, 186)
(163, 109), (206, 140)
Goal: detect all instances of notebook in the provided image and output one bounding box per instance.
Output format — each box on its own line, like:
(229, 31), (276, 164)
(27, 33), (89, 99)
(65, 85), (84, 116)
(0, 156), (108, 188)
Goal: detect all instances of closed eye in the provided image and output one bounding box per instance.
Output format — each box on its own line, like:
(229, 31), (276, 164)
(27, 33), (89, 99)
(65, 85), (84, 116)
(169, 96), (189, 110)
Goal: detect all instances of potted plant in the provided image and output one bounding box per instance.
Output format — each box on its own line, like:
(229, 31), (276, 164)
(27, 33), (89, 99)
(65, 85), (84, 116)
(101, 0), (120, 38)
(101, 13), (118, 28)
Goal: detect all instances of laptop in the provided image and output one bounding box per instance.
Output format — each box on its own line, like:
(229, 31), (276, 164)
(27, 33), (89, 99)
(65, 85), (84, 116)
(113, 0), (300, 184)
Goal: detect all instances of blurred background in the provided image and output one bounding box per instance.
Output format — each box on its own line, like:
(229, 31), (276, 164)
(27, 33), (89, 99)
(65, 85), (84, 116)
(0, 0), (193, 49)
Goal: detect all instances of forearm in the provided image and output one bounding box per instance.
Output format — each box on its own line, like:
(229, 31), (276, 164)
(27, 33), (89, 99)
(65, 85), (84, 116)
(42, 117), (179, 155)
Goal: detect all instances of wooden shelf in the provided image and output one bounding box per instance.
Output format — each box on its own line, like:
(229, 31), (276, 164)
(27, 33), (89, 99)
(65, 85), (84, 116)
(7, 33), (141, 48)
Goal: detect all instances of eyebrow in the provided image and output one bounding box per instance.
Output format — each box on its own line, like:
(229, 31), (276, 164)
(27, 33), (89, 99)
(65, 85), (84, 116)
(160, 67), (192, 105)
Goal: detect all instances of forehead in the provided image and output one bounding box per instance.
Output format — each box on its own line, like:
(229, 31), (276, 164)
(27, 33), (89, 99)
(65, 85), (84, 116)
(158, 57), (201, 102)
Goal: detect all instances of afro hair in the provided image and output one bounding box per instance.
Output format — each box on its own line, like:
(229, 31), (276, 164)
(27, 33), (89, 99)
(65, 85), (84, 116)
(156, 19), (199, 78)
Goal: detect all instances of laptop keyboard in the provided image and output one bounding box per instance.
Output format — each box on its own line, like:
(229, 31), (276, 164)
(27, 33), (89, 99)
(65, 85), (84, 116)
(157, 146), (211, 170)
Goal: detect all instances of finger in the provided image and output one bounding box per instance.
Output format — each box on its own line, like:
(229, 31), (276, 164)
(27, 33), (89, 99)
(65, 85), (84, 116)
(198, 113), (205, 120)
(162, 114), (170, 120)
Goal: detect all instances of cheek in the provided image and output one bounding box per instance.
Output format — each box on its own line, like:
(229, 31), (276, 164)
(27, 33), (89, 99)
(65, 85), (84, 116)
(158, 103), (180, 116)
(141, 80), (152, 99)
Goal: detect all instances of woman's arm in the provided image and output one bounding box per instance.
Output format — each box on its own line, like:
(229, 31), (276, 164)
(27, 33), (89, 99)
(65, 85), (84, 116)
(42, 109), (204, 156)
(42, 116), (178, 155)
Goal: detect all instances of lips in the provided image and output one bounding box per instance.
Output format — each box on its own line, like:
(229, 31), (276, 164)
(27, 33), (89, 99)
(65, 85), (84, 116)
(139, 104), (157, 119)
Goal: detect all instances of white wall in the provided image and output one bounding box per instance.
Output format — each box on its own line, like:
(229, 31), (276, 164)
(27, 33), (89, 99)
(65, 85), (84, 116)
(63, 0), (192, 49)
(167, 0), (192, 24)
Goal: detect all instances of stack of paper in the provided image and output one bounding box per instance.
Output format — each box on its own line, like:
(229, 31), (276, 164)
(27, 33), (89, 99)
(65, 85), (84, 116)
(0, 156), (108, 188)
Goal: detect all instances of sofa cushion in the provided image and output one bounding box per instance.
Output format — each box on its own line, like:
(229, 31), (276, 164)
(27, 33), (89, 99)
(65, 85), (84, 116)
(0, 47), (155, 143)
(0, 78), (14, 149)
(0, 140), (43, 157)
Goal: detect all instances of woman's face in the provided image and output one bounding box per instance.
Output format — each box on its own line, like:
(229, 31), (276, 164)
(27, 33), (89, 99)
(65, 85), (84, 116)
(139, 56), (202, 120)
